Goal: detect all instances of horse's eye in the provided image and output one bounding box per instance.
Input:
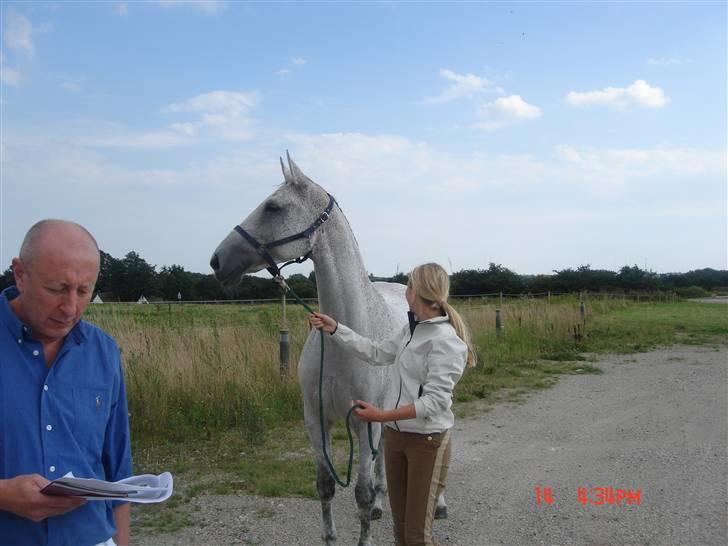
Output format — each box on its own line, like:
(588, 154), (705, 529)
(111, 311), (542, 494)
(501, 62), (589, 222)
(265, 202), (281, 213)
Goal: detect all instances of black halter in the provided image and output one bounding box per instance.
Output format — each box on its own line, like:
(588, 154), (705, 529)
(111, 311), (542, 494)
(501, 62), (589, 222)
(233, 193), (337, 278)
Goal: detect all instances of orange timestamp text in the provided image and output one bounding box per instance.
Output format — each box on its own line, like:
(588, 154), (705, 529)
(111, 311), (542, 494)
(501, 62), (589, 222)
(535, 486), (641, 506)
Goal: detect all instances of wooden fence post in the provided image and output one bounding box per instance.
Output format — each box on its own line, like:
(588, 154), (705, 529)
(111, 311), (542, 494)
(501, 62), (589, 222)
(279, 292), (289, 377)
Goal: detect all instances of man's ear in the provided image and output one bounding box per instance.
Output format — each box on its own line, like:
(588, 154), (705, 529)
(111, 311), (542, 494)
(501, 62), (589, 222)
(11, 258), (26, 291)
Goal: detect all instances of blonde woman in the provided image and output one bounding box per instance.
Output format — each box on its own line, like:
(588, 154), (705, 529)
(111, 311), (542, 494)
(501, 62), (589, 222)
(309, 262), (476, 546)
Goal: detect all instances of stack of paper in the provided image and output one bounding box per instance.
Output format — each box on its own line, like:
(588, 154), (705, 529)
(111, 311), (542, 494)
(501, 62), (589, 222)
(41, 472), (173, 504)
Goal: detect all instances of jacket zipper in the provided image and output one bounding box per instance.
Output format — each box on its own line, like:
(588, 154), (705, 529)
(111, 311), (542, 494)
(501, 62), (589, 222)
(393, 321), (418, 432)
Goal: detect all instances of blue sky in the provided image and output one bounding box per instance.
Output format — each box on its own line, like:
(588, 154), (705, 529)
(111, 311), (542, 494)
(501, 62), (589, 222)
(1, 1), (726, 278)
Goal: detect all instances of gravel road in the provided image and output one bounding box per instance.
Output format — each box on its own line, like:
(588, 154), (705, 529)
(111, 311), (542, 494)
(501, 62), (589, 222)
(136, 345), (728, 546)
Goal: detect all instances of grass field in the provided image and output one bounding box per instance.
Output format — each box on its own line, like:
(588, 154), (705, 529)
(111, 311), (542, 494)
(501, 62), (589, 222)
(83, 297), (727, 532)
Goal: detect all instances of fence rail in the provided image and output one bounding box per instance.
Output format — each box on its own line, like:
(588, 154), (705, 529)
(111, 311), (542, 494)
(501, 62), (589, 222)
(91, 291), (678, 306)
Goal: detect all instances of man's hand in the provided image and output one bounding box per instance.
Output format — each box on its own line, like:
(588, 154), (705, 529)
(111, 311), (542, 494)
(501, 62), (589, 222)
(0, 474), (86, 522)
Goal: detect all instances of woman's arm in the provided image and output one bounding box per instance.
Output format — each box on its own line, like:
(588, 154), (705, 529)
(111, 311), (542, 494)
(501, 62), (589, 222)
(309, 312), (402, 366)
(353, 400), (416, 423)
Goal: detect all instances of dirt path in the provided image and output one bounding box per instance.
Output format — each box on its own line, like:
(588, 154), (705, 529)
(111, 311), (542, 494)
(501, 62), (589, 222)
(136, 345), (728, 545)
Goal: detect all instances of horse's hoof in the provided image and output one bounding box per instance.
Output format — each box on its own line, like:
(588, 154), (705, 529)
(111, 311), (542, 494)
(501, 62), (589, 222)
(434, 505), (448, 519)
(371, 506), (383, 520)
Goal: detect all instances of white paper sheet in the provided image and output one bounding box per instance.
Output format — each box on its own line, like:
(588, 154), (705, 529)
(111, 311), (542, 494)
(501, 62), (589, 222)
(41, 472), (174, 503)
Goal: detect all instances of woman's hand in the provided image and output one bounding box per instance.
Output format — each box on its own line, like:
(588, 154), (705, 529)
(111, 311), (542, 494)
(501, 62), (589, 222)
(309, 312), (338, 334)
(353, 400), (385, 422)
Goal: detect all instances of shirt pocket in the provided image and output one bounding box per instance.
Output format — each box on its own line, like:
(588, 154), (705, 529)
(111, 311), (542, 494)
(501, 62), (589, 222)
(73, 387), (111, 459)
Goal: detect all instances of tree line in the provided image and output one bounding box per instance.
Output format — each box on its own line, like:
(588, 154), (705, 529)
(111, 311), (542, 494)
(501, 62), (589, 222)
(1, 251), (726, 302)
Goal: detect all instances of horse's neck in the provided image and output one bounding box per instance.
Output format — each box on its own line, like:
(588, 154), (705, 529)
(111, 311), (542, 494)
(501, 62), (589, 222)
(312, 211), (378, 332)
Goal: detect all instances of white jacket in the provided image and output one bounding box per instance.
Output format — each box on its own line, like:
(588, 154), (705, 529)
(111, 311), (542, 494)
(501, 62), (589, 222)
(332, 313), (468, 434)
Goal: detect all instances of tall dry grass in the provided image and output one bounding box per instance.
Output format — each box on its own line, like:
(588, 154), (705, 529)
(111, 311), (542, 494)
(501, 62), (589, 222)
(84, 295), (633, 442)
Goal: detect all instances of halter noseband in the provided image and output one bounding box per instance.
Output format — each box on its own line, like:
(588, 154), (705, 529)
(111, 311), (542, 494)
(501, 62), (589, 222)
(233, 193), (337, 278)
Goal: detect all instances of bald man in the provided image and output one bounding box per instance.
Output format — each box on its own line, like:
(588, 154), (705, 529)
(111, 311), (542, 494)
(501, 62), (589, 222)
(0, 220), (132, 546)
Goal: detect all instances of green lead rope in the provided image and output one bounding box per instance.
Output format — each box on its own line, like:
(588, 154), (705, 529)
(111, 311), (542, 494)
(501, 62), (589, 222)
(278, 280), (380, 487)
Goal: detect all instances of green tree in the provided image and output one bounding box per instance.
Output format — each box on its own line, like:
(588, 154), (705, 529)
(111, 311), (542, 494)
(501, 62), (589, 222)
(110, 251), (159, 301)
(95, 250), (119, 296)
(618, 265), (660, 291)
(0, 267), (14, 291)
(451, 263), (524, 295)
(158, 264), (196, 301)
(285, 273), (317, 299)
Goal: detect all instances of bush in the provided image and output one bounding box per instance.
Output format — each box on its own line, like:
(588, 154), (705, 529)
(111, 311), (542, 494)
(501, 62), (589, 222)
(676, 286), (710, 298)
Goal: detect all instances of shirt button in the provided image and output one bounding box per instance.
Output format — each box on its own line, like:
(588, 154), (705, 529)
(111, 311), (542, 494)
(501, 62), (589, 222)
(46, 425), (53, 431)
(49, 466), (56, 472)
(32, 350), (40, 357)
(44, 385), (49, 391)
(17, 339), (22, 344)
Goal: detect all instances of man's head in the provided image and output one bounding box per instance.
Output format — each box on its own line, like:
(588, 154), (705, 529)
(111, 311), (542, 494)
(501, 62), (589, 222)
(11, 220), (100, 344)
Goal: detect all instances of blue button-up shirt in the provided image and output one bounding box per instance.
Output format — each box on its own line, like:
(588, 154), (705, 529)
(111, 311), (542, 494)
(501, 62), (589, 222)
(0, 286), (133, 546)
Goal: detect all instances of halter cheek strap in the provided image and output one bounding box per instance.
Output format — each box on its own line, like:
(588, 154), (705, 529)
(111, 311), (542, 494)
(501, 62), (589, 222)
(233, 193), (337, 278)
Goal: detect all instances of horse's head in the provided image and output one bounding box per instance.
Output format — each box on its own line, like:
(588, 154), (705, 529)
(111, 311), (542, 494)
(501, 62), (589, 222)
(210, 154), (332, 286)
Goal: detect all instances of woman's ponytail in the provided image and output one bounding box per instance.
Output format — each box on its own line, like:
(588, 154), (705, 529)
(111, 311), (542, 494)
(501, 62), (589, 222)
(442, 301), (476, 368)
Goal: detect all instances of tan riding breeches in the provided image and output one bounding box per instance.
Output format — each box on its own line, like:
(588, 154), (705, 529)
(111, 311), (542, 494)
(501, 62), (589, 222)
(384, 426), (452, 546)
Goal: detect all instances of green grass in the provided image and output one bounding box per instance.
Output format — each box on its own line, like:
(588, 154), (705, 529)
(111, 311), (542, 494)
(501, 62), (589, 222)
(583, 301), (727, 352)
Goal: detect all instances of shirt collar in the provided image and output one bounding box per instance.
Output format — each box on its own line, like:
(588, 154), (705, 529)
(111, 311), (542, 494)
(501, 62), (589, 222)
(419, 313), (450, 325)
(408, 309), (450, 326)
(0, 285), (87, 345)
(1, 286), (25, 341)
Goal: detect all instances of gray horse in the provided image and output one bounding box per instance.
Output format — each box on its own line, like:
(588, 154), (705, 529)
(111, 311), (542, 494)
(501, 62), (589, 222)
(210, 156), (444, 545)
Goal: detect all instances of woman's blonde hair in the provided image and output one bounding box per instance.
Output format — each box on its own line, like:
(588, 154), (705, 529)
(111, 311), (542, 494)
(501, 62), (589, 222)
(408, 263), (476, 368)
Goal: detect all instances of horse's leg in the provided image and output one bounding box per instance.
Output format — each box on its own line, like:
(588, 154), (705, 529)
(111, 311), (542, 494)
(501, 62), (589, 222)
(306, 412), (337, 545)
(354, 424), (376, 546)
(371, 423), (386, 520)
(434, 493), (448, 519)
(317, 457), (338, 544)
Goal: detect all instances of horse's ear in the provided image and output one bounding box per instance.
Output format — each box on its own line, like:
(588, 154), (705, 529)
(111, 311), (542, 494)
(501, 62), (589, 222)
(280, 156), (293, 184)
(286, 151), (308, 184)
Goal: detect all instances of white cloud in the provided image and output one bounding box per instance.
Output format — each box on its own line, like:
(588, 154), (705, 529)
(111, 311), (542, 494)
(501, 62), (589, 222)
(4, 10), (36, 55)
(423, 69), (500, 104)
(277, 57), (307, 79)
(170, 122), (196, 136)
(555, 145), (725, 194)
(473, 94), (541, 130)
(566, 79), (669, 108)
(164, 90), (257, 115)
(81, 130), (192, 150)
(58, 75), (85, 92)
(0, 52), (22, 86)
(3, 128), (724, 276)
(493, 95), (541, 119)
(114, 2), (129, 17)
(163, 90), (258, 140)
(647, 57), (689, 66)
(158, 0), (226, 15)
